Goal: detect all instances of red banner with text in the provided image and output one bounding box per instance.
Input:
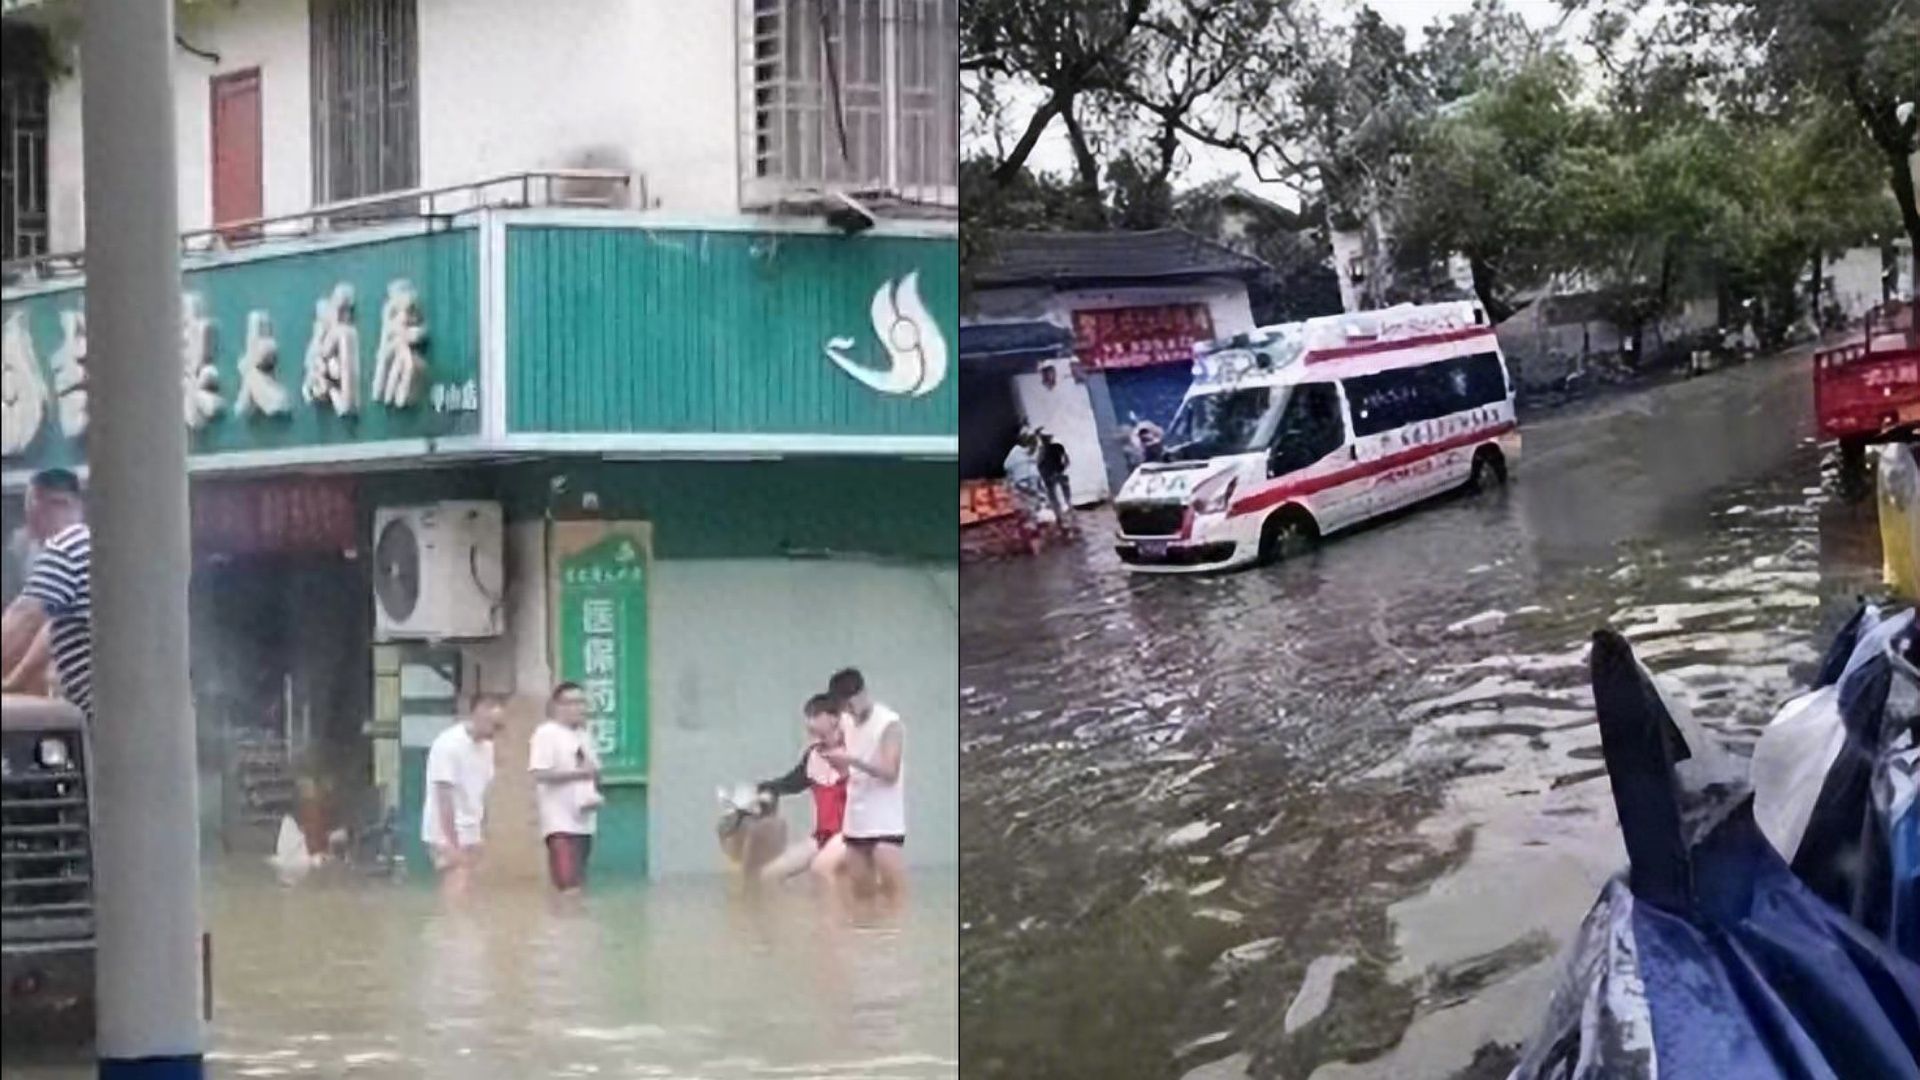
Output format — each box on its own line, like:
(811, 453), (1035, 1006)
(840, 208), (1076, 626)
(1071, 304), (1216, 371)
(191, 477), (358, 556)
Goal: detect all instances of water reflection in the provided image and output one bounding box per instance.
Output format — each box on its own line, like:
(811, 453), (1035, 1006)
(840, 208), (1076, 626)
(3, 867), (957, 1079)
(960, 356), (1886, 1079)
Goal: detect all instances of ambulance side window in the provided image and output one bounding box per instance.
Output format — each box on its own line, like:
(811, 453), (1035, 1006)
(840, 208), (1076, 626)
(1268, 383), (1344, 476)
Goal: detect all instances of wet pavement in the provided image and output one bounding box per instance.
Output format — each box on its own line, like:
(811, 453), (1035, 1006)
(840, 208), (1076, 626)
(3, 867), (958, 1079)
(959, 350), (1892, 1079)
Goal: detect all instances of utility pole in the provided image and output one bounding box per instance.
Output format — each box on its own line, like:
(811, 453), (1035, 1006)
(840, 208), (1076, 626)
(80, 3), (205, 1076)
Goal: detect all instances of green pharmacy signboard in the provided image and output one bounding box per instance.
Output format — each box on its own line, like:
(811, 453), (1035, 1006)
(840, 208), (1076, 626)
(0, 228), (481, 474)
(556, 532), (650, 780)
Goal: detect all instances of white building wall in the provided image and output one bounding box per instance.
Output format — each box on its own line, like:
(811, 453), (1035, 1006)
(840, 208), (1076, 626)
(38, 0), (747, 252)
(415, 0), (738, 215)
(46, 0), (314, 252)
(1824, 246), (1887, 321)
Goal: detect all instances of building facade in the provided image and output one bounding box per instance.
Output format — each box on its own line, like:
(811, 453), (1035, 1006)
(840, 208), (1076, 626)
(963, 228), (1266, 498)
(0, 0), (959, 881)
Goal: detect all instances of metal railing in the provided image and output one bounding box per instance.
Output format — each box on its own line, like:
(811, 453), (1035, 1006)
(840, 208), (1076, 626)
(0, 168), (638, 285)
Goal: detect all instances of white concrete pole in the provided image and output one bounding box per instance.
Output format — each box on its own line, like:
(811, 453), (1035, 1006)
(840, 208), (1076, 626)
(80, 2), (205, 1076)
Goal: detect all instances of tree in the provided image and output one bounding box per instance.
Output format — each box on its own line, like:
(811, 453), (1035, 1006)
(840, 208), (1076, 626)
(1715, 102), (1903, 343)
(1175, 181), (1343, 322)
(1556, 117), (1747, 361)
(1572, 0), (1920, 288)
(961, 0), (1306, 283)
(1389, 53), (1591, 320)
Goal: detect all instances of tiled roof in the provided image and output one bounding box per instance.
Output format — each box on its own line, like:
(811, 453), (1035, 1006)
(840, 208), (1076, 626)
(959, 321), (1074, 361)
(973, 228), (1270, 287)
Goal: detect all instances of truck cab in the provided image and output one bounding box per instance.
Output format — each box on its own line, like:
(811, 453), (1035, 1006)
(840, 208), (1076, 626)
(2, 695), (96, 1042)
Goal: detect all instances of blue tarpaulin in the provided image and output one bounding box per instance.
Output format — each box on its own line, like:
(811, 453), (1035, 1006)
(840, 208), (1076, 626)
(1511, 626), (1920, 1080)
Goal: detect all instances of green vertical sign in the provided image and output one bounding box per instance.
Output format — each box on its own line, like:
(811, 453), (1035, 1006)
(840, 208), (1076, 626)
(557, 534), (649, 780)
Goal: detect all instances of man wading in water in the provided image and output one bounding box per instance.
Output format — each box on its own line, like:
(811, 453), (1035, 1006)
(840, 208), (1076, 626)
(821, 668), (907, 911)
(530, 682), (604, 895)
(422, 695), (504, 899)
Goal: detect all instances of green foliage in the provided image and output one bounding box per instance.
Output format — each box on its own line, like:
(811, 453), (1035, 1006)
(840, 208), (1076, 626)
(1389, 52), (1588, 318)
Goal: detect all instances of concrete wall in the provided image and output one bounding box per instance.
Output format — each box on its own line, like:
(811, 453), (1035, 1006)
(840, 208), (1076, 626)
(1823, 247), (1887, 321)
(415, 0), (736, 214)
(40, 0), (746, 251)
(47, 0), (314, 251)
(1497, 292), (1721, 392)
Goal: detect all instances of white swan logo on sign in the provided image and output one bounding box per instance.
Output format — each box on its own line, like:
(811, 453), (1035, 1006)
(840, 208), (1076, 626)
(824, 272), (947, 397)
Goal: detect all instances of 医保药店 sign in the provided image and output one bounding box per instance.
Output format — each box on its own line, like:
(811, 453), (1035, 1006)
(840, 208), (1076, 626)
(557, 532), (650, 780)
(0, 229), (481, 472)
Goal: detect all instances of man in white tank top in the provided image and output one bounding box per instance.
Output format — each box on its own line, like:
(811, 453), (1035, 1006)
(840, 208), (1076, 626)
(822, 667), (907, 906)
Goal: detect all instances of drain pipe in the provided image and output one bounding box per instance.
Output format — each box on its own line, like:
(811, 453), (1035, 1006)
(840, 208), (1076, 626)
(82, 4), (205, 1078)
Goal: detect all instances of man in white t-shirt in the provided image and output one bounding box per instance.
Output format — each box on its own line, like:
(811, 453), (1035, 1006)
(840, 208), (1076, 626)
(822, 668), (906, 908)
(421, 695), (505, 896)
(529, 681), (604, 893)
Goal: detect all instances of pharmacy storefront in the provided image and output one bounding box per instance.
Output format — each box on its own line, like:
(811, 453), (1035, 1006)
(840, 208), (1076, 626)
(1, 212), (959, 880)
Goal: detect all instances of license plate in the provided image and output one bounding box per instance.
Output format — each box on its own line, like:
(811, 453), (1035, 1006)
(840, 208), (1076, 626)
(1140, 541), (1170, 559)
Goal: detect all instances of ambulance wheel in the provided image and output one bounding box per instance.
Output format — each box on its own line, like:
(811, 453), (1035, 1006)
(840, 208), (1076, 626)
(1467, 447), (1508, 493)
(1260, 508), (1318, 563)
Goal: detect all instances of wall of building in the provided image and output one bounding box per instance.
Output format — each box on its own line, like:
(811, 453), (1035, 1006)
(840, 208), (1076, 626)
(416, 0), (737, 215)
(39, 0), (745, 253)
(46, 0), (314, 252)
(1824, 246), (1888, 321)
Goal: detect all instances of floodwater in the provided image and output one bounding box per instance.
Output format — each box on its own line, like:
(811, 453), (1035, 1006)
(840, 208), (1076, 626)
(959, 350), (1892, 1080)
(3, 867), (958, 1078)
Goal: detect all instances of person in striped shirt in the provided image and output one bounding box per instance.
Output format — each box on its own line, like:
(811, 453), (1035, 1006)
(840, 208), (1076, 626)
(1, 469), (92, 717)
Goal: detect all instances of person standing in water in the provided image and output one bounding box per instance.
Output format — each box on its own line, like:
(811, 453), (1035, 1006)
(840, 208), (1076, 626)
(822, 668), (906, 908)
(529, 682), (604, 894)
(757, 692), (852, 884)
(1002, 432), (1049, 556)
(422, 694), (504, 898)
(1036, 429), (1074, 530)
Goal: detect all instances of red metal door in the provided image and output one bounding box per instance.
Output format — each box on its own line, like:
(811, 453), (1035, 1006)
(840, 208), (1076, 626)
(210, 68), (263, 230)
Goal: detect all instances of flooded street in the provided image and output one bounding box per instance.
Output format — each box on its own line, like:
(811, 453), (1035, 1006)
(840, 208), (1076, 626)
(4, 868), (958, 1079)
(959, 350), (1891, 1080)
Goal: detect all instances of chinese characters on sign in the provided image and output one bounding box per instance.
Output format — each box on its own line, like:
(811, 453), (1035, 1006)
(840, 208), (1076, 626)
(1071, 304), (1216, 371)
(0, 276), (448, 462)
(234, 310), (290, 418)
(302, 284), (362, 417)
(558, 535), (649, 777)
(51, 309), (87, 437)
(1, 311), (49, 457)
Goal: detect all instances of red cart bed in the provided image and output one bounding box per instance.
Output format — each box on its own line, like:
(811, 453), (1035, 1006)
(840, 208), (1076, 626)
(1814, 301), (1920, 444)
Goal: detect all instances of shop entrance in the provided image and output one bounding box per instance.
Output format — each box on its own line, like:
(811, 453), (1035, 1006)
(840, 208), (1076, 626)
(188, 477), (369, 855)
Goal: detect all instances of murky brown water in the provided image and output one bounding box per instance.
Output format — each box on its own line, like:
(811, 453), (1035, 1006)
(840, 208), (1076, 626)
(4, 868), (958, 1078)
(959, 351), (1889, 1080)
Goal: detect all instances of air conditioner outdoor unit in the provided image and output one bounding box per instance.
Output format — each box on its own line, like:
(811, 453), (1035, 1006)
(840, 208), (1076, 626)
(372, 501), (504, 641)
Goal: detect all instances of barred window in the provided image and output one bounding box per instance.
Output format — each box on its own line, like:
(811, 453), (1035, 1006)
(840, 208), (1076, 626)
(310, 0), (419, 205)
(1, 25), (51, 260)
(747, 0), (958, 208)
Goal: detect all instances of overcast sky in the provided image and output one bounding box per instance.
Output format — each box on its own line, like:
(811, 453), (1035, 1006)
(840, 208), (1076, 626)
(995, 0), (1586, 211)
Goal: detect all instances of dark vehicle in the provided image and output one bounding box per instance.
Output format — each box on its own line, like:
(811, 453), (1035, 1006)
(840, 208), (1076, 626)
(2, 695), (95, 1042)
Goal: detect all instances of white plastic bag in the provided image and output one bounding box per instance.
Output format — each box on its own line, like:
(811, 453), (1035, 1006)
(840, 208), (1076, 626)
(1751, 686), (1847, 861)
(1751, 605), (1915, 867)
